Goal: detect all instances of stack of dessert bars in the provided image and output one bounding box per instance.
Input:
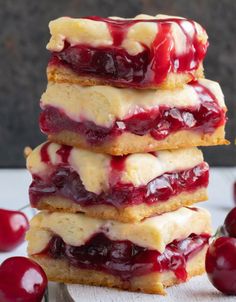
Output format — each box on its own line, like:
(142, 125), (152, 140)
(26, 14), (227, 294)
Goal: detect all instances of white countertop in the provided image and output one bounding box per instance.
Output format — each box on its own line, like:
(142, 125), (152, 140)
(0, 168), (235, 301)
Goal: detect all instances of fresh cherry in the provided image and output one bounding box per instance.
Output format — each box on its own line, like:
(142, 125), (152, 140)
(0, 257), (47, 302)
(0, 209), (29, 252)
(224, 207), (236, 238)
(205, 237), (236, 295)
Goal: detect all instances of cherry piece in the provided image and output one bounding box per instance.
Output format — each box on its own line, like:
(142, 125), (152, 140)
(224, 207), (236, 238)
(0, 209), (29, 252)
(0, 257), (47, 302)
(206, 237), (236, 295)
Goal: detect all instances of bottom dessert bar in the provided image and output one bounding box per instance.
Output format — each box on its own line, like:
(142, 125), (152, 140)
(27, 207), (211, 294)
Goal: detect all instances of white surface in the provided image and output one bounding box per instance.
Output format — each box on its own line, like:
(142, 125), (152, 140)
(67, 275), (236, 302)
(0, 167), (236, 301)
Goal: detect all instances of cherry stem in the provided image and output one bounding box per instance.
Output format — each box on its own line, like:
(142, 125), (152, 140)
(18, 204), (30, 212)
(212, 225), (227, 241)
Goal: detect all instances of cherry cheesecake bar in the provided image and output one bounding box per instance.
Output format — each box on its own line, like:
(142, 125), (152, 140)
(47, 14), (208, 89)
(27, 142), (209, 222)
(27, 207), (211, 294)
(40, 79), (227, 155)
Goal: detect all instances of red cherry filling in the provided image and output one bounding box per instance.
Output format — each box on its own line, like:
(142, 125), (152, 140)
(49, 16), (208, 87)
(52, 45), (151, 86)
(40, 82), (225, 145)
(29, 162), (209, 208)
(0, 209), (29, 252)
(224, 207), (236, 238)
(206, 237), (236, 295)
(0, 257), (47, 302)
(41, 233), (209, 281)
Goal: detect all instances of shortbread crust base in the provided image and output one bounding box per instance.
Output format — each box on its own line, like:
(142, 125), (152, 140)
(35, 188), (207, 222)
(48, 126), (227, 156)
(47, 63), (204, 90)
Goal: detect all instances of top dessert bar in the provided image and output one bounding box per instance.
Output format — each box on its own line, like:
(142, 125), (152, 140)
(47, 14), (208, 89)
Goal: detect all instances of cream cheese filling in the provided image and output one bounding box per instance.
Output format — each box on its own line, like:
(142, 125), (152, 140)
(47, 14), (207, 56)
(27, 142), (204, 194)
(41, 79), (225, 128)
(26, 207), (211, 255)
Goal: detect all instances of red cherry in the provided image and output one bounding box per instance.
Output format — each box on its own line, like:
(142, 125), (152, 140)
(0, 209), (29, 252)
(205, 237), (236, 295)
(0, 257), (47, 302)
(224, 207), (236, 238)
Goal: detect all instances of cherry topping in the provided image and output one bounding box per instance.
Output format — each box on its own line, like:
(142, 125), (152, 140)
(224, 207), (236, 238)
(0, 257), (47, 302)
(0, 209), (29, 252)
(206, 237), (236, 295)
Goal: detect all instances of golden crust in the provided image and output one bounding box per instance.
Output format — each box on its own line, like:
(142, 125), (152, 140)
(35, 188), (207, 223)
(30, 246), (207, 295)
(47, 63), (204, 90)
(48, 126), (228, 156)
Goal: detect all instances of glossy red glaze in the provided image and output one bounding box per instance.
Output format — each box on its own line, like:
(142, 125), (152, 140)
(109, 156), (127, 186)
(49, 16), (208, 87)
(0, 209), (29, 252)
(0, 257), (47, 302)
(41, 232), (209, 281)
(206, 237), (236, 295)
(40, 141), (51, 164)
(29, 143), (209, 208)
(224, 207), (236, 238)
(40, 82), (225, 145)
